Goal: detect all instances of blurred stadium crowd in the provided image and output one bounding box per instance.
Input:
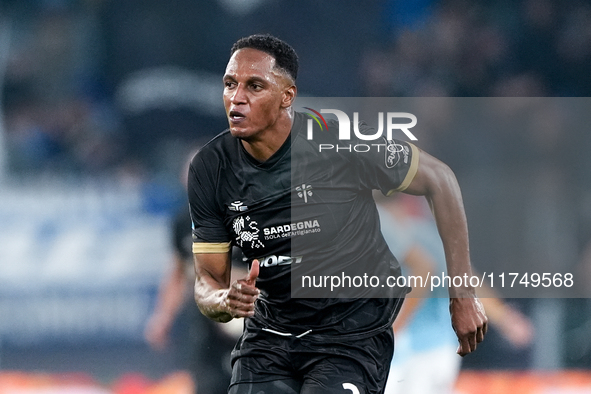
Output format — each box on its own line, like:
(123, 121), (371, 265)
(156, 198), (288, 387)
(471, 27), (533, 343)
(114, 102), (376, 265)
(3, 0), (591, 177)
(1, 0), (591, 388)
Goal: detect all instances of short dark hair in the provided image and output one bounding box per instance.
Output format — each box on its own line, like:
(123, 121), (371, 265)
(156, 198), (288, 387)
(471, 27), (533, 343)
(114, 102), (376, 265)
(231, 34), (299, 81)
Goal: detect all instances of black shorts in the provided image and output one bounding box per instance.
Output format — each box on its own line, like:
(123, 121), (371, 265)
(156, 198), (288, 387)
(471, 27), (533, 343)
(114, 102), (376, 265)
(228, 327), (394, 394)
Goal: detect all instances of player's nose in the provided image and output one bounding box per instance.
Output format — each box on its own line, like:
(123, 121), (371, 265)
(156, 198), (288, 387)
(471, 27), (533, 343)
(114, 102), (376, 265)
(230, 84), (248, 104)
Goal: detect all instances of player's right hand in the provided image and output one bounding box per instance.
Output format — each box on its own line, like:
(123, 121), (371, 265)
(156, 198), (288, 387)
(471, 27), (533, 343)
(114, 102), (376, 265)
(221, 259), (260, 318)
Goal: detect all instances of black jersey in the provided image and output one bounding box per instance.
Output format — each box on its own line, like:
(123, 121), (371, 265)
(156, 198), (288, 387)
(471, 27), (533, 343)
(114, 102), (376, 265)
(189, 111), (418, 340)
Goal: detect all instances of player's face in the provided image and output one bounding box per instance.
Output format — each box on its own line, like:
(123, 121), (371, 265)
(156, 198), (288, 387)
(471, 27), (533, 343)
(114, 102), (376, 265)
(223, 48), (294, 140)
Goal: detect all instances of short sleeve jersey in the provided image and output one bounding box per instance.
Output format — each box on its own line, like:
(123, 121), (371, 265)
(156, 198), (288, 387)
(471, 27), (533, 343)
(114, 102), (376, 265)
(188, 111), (419, 340)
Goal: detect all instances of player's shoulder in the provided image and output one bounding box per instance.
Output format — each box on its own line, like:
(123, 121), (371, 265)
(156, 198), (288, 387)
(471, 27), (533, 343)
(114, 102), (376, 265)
(190, 129), (235, 169)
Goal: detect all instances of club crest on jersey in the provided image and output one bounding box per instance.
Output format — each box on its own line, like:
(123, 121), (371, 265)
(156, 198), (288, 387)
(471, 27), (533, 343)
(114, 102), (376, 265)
(296, 184), (313, 203)
(228, 201), (248, 212)
(232, 215), (264, 249)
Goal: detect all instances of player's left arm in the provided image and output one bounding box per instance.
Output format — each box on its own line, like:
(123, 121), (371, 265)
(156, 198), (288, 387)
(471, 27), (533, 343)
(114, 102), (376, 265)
(402, 147), (488, 356)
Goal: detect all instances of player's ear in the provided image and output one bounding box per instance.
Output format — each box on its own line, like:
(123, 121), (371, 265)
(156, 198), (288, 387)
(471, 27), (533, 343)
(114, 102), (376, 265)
(281, 84), (297, 108)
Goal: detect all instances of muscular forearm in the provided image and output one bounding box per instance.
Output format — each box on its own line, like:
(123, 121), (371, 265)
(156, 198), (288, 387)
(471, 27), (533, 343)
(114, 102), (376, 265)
(194, 275), (234, 323)
(403, 150), (474, 297)
(193, 253), (260, 323)
(424, 163), (474, 297)
(403, 149), (487, 355)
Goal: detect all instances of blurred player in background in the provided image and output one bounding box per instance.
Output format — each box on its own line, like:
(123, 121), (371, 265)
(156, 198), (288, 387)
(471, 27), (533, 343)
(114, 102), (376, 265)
(377, 193), (534, 394)
(145, 155), (244, 394)
(189, 34), (487, 394)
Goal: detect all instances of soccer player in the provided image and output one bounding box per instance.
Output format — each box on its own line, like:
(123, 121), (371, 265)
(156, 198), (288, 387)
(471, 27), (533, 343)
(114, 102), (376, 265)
(188, 34), (487, 394)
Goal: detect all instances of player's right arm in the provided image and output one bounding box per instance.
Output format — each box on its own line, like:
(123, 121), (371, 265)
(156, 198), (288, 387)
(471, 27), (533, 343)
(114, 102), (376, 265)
(188, 149), (260, 323)
(194, 251), (260, 323)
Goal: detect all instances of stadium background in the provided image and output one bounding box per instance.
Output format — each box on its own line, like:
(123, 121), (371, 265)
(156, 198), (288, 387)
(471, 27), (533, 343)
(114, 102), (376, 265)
(0, 0), (590, 392)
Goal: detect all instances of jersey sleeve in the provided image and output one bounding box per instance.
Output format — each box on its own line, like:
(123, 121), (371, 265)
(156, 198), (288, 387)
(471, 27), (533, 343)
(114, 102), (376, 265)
(382, 140), (419, 195)
(187, 154), (231, 254)
(352, 123), (420, 195)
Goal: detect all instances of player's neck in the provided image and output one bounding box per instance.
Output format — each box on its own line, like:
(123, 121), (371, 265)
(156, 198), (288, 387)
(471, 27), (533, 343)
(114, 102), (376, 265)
(241, 110), (294, 162)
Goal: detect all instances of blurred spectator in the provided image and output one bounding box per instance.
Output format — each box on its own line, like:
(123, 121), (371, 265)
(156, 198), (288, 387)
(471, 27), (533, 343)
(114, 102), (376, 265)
(364, 0), (591, 97)
(2, 1), (122, 176)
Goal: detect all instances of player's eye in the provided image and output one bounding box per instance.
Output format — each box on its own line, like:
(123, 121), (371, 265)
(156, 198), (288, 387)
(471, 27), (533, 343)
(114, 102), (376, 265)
(251, 83), (263, 91)
(224, 81), (236, 89)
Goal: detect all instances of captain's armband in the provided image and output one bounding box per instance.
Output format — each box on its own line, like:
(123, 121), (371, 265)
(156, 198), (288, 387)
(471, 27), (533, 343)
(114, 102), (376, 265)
(193, 241), (232, 254)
